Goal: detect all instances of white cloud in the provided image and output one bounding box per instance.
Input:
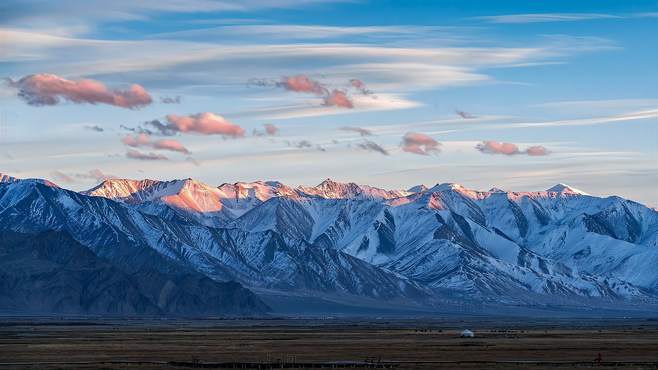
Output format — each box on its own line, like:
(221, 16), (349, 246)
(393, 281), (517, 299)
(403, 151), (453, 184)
(474, 13), (621, 24)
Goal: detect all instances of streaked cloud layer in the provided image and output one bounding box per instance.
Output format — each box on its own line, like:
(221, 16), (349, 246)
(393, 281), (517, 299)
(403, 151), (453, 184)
(0, 0), (656, 206)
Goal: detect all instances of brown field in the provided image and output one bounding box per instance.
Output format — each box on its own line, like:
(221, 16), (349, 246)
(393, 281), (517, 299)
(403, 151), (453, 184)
(0, 317), (657, 369)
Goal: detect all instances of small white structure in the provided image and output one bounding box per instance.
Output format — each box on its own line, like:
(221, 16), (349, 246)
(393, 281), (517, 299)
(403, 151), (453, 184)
(460, 329), (474, 338)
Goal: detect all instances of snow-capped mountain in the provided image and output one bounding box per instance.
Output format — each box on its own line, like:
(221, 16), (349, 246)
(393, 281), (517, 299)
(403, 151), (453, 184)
(1, 172), (657, 315)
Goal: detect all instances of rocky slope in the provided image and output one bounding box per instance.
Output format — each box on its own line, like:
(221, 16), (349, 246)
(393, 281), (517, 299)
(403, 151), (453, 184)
(1, 173), (657, 315)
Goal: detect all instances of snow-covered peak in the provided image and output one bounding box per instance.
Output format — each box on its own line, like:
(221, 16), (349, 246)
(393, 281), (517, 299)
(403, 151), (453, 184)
(546, 183), (589, 195)
(299, 178), (409, 200)
(407, 184), (428, 193)
(84, 178), (188, 202)
(429, 182), (468, 192)
(0, 173), (18, 183)
(0, 173), (58, 187)
(217, 180), (296, 201)
(85, 177), (232, 216)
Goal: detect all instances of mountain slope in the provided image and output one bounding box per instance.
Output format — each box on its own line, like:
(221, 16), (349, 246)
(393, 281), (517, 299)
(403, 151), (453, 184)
(0, 229), (269, 316)
(2, 173), (657, 315)
(1, 177), (430, 311)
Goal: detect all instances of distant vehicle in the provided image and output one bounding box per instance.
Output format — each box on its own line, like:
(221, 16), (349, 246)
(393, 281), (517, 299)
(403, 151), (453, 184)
(461, 329), (475, 338)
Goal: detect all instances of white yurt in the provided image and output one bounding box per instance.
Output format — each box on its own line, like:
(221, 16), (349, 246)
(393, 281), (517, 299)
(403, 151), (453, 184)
(460, 329), (474, 338)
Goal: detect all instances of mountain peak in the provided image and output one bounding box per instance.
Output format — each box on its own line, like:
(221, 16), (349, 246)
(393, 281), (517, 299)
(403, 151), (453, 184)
(546, 183), (589, 195)
(430, 182), (468, 192)
(407, 184), (428, 193)
(0, 173), (58, 187)
(0, 173), (18, 183)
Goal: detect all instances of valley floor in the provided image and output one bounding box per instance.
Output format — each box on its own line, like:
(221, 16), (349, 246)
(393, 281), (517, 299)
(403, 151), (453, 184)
(0, 317), (657, 369)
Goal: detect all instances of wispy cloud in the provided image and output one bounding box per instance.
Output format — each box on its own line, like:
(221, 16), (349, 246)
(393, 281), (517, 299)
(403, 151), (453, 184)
(126, 148), (169, 161)
(84, 125), (104, 132)
(474, 13), (621, 24)
(509, 109), (658, 128)
(356, 140), (389, 155)
(122, 133), (189, 153)
(474, 12), (658, 24)
(152, 139), (189, 153)
(50, 170), (74, 184)
(50, 168), (117, 184)
(252, 123), (279, 137)
(159, 95), (181, 104)
(8, 74), (152, 108)
(1, 0), (354, 35)
(75, 169), (117, 182)
(456, 110), (476, 119)
(341, 126), (373, 136)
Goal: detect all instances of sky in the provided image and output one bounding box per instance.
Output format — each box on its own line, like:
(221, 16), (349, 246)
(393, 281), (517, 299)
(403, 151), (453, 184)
(0, 0), (657, 207)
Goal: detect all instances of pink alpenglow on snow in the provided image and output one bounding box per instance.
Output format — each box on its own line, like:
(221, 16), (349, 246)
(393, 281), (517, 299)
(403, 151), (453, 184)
(165, 113), (245, 137)
(324, 90), (354, 108)
(476, 141), (551, 156)
(11, 74), (152, 109)
(402, 132), (441, 155)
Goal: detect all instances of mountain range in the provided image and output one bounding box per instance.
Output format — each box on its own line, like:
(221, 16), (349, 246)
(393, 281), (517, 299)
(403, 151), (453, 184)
(1, 172), (657, 316)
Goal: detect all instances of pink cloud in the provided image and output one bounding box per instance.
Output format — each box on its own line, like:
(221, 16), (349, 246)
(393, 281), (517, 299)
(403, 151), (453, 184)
(476, 141), (520, 155)
(252, 75), (359, 109)
(126, 149), (168, 161)
(121, 133), (150, 147)
(349, 79), (373, 95)
(165, 112), (245, 137)
(84, 169), (117, 182)
(402, 132), (441, 155)
(476, 141), (551, 156)
(10, 74), (152, 109)
(264, 123), (278, 136)
(525, 145), (551, 156)
(121, 133), (189, 153)
(279, 75), (327, 95)
(153, 139), (189, 154)
(324, 89), (354, 108)
(350, 79), (365, 90)
(50, 170), (74, 184)
(50, 169), (117, 184)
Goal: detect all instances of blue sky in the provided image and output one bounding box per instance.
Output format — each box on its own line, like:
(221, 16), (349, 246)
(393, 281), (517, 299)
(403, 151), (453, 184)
(1, 0), (657, 206)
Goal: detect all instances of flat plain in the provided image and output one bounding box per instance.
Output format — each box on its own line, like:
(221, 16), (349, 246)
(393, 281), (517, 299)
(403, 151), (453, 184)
(1, 317), (657, 369)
